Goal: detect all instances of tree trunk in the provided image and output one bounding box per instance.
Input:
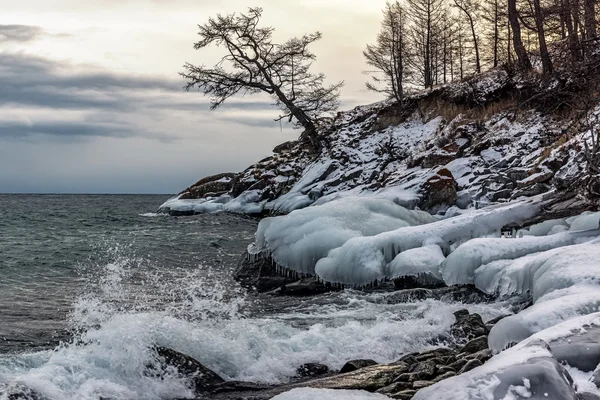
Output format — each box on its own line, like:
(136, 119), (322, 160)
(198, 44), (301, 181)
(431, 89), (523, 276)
(508, 0), (532, 70)
(564, 0), (582, 60)
(533, 0), (554, 76)
(584, 0), (597, 39)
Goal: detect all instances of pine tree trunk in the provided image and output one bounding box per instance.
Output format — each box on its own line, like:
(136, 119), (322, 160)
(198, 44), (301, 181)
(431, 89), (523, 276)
(533, 0), (554, 76)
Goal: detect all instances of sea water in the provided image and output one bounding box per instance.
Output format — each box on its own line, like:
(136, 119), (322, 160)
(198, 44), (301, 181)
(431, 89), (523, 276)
(0, 195), (510, 399)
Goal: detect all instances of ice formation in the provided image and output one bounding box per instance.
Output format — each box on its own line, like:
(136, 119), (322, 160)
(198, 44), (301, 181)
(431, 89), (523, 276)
(253, 197), (437, 276)
(442, 229), (600, 286)
(386, 244), (445, 283)
(314, 200), (539, 285)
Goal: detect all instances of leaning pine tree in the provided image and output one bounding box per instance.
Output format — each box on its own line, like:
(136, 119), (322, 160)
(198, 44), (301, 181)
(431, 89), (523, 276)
(181, 7), (343, 148)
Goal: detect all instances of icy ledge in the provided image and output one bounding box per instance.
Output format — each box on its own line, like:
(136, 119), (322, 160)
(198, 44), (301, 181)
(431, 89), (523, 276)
(253, 197), (540, 286)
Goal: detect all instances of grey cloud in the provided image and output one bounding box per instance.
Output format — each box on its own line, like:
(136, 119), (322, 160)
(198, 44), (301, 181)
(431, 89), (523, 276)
(0, 119), (140, 140)
(0, 25), (44, 43)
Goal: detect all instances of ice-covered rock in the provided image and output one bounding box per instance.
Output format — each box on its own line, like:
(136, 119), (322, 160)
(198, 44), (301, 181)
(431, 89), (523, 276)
(413, 341), (578, 400)
(253, 197), (437, 276)
(313, 200), (539, 285)
(387, 244), (445, 283)
(443, 229), (600, 286)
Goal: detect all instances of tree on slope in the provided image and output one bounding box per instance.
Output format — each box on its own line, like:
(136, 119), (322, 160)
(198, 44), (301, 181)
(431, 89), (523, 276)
(407, 0), (446, 88)
(181, 7), (343, 147)
(453, 0), (482, 73)
(363, 1), (410, 103)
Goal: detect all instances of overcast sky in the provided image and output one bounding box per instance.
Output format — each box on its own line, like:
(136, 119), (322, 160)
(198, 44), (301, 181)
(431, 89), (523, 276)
(0, 0), (387, 194)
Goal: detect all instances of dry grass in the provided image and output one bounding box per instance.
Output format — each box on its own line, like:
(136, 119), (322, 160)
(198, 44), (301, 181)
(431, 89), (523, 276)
(417, 96), (518, 124)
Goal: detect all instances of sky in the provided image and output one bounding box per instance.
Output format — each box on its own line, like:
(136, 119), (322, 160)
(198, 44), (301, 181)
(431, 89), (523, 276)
(0, 0), (387, 194)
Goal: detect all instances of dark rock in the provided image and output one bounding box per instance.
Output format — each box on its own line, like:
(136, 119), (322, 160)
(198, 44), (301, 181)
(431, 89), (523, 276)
(5, 386), (47, 400)
(458, 358), (483, 373)
(447, 358), (468, 371)
(296, 363), (330, 378)
(436, 285), (494, 304)
(394, 354), (419, 366)
(579, 392), (600, 400)
(211, 381), (272, 394)
(154, 347), (224, 393)
(472, 349), (492, 362)
(460, 336), (489, 354)
(485, 314), (510, 329)
(419, 168), (458, 213)
(451, 309), (488, 341)
(266, 278), (335, 297)
(233, 251), (297, 293)
(385, 288), (433, 303)
(179, 172), (237, 200)
(339, 359), (378, 374)
(393, 275), (445, 290)
(415, 348), (454, 361)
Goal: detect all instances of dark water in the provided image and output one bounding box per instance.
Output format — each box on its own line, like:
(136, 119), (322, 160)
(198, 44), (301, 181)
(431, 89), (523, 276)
(0, 194), (257, 353)
(0, 195), (508, 400)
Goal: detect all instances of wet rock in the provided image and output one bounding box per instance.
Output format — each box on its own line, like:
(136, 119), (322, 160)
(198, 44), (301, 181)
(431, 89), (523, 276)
(179, 172), (237, 200)
(472, 349), (492, 362)
(296, 363), (330, 378)
(234, 251), (297, 293)
(458, 358), (483, 374)
(267, 278), (335, 297)
(447, 358), (468, 371)
(211, 381), (272, 394)
(155, 347), (224, 393)
(339, 359), (378, 373)
(384, 288), (433, 303)
(4, 385), (47, 400)
(414, 348), (454, 361)
(435, 285), (494, 304)
(451, 309), (488, 341)
(436, 366), (455, 374)
(460, 336), (489, 354)
(485, 314), (510, 331)
(393, 275), (445, 290)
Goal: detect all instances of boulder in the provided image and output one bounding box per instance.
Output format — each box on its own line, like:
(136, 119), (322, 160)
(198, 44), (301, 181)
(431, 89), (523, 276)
(339, 359), (378, 374)
(419, 168), (458, 212)
(234, 251), (297, 293)
(179, 172), (237, 199)
(451, 309), (488, 342)
(460, 336), (489, 354)
(154, 347), (224, 394)
(296, 363), (330, 378)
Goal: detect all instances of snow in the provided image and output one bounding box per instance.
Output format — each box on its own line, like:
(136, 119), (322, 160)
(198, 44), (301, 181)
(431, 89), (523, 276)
(272, 388), (390, 400)
(413, 340), (577, 400)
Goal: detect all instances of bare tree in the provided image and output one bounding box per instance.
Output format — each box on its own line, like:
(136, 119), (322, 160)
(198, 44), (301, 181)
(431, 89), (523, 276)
(453, 0), (482, 73)
(407, 0), (446, 88)
(532, 0), (554, 75)
(508, 0), (533, 70)
(364, 1), (410, 103)
(584, 0), (597, 39)
(181, 7), (343, 145)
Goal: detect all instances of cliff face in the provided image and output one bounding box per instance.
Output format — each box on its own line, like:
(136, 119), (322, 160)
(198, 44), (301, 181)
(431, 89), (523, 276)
(159, 68), (600, 219)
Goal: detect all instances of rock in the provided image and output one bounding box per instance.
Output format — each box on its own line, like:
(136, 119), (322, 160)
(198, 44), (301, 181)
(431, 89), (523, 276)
(179, 172), (237, 200)
(384, 288), (433, 303)
(154, 347), (224, 393)
(339, 359), (378, 374)
(267, 278), (335, 297)
(436, 366), (455, 374)
(451, 309), (488, 341)
(579, 392), (600, 400)
(460, 336), (489, 354)
(485, 314), (510, 331)
(472, 349), (492, 362)
(447, 358), (468, 371)
(211, 381), (272, 394)
(458, 358), (483, 374)
(432, 371), (456, 382)
(296, 363), (330, 378)
(376, 381), (413, 394)
(233, 251), (297, 293)
(389, 389), (417, 400)
(412, 380), (434, 389)
(3, 385), (47, 400)
(393, 275), (444, 290)
(414, 348), (454, 361)
(435, 285), (494, 304)
(419, 168), (458, 212)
